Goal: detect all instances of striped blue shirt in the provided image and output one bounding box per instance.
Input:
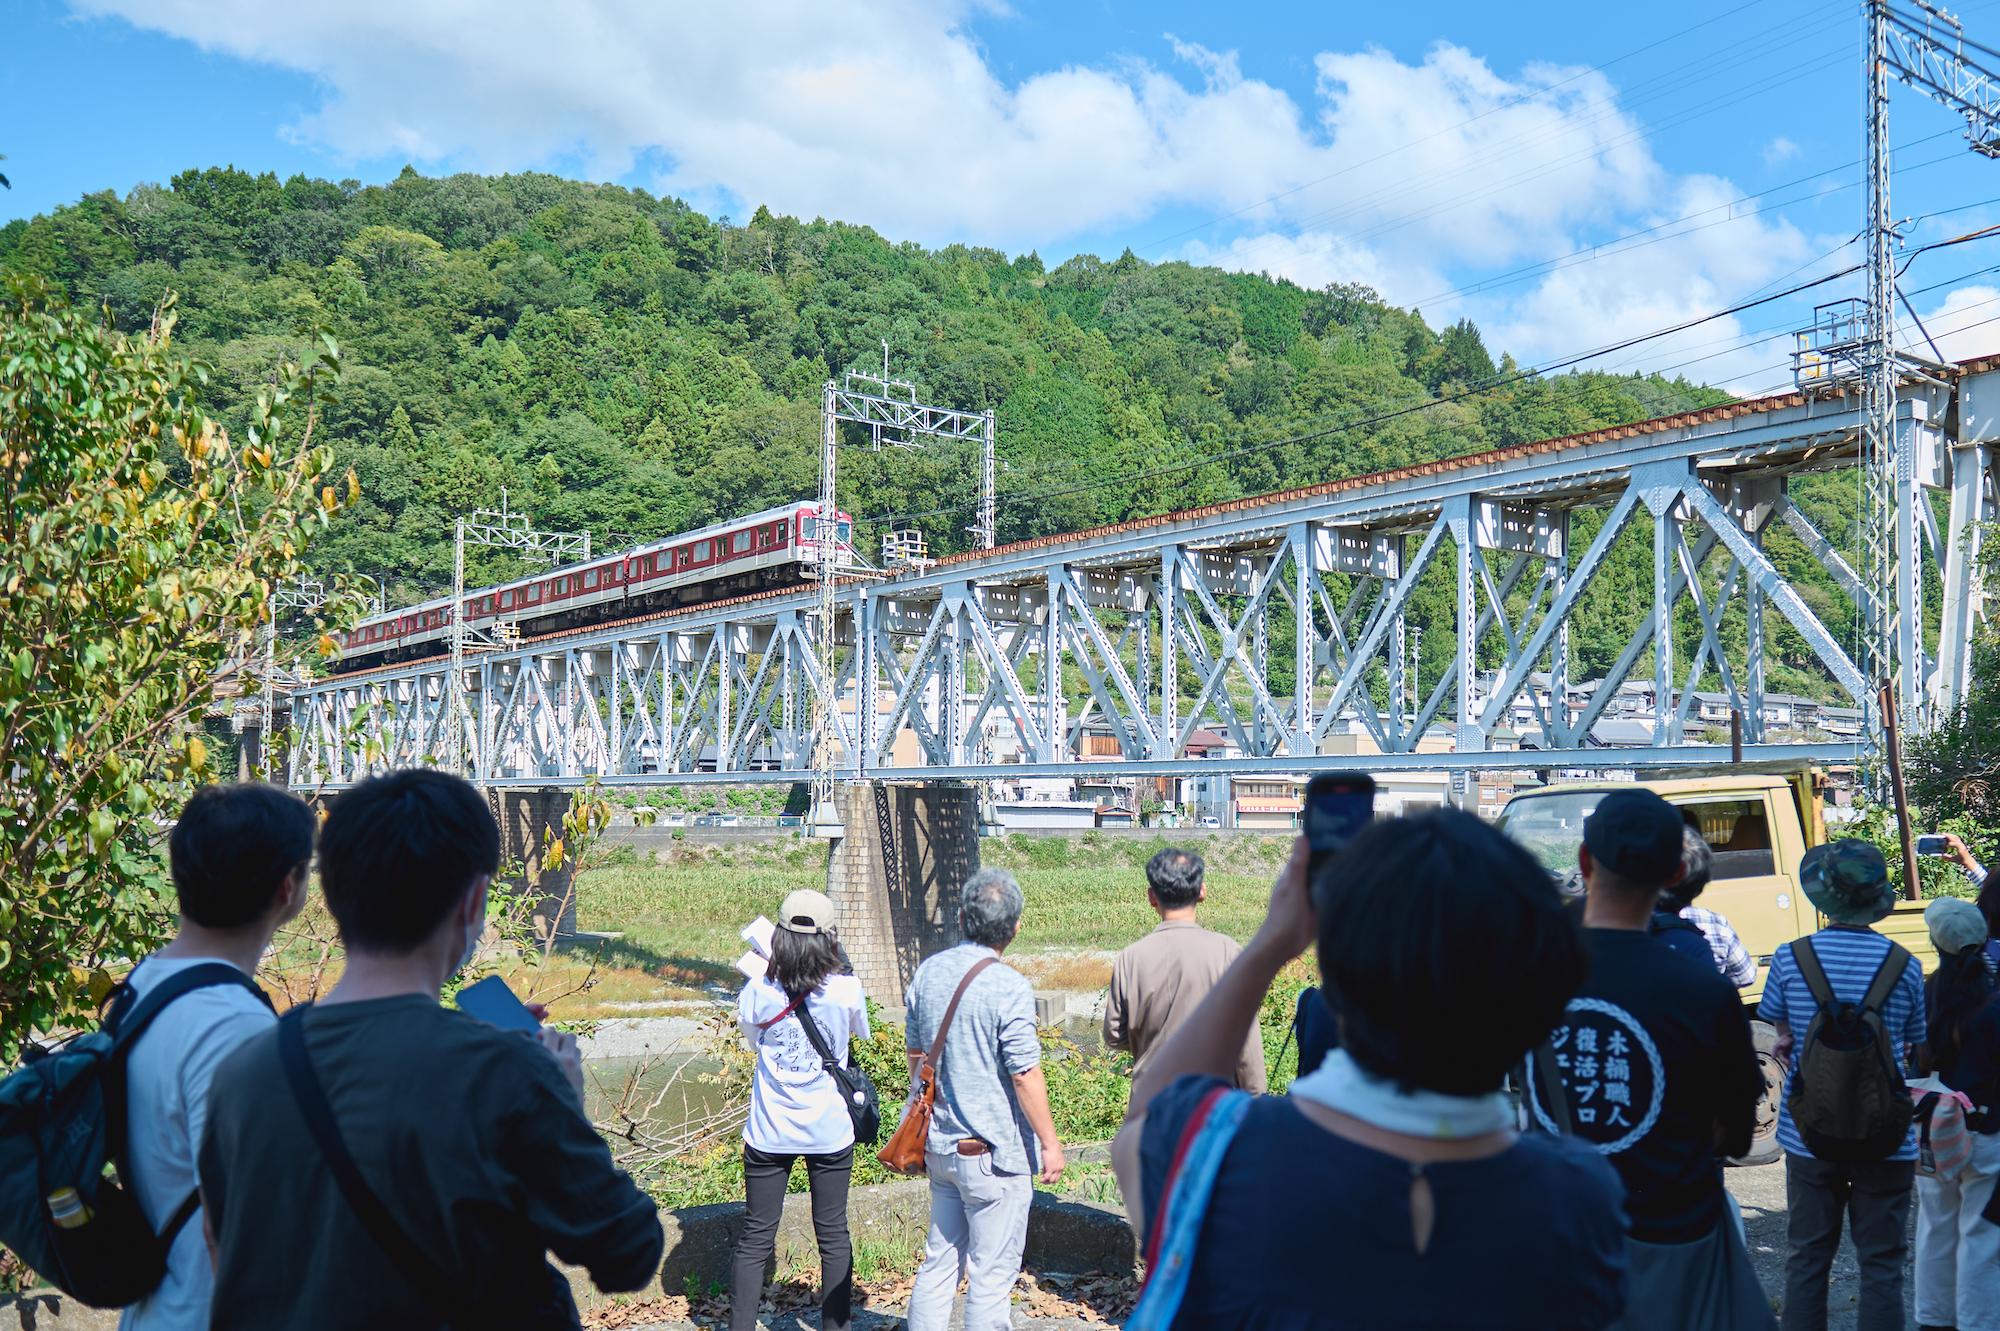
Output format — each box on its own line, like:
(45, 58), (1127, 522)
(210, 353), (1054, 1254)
(1759, 926), (1926, 1160)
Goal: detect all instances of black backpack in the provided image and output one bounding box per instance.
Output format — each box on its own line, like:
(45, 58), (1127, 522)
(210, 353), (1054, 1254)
(1787, 937), (1914, 1164)
(0, 963), (270, 1306)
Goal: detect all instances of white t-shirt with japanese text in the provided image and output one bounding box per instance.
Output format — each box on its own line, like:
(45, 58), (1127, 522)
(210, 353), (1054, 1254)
(737, 974), (869, 1155)
(118, 956), (276, 1331)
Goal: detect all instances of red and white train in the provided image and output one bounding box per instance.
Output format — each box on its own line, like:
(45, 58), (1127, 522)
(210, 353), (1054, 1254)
(332, 502), (855, 673)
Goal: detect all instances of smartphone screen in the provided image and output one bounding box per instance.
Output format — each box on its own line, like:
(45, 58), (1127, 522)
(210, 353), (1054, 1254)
(1306, 773), (1377, 881)
(1917, 834), (1950, 857)
(455, 975), (541, 1032)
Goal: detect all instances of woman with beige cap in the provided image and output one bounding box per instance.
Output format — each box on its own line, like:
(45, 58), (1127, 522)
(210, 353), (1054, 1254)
(731, 890), (868, 1331)
(1915, 895), (2000, 1331)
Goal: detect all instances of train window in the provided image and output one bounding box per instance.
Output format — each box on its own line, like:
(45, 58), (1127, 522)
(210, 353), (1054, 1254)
(501, 590), (514, 608)
(695, 540), (711, 561)
(584, 569), (598, 588)
(774, 524), (787, 545)
(527, 584), (541, 603)
(731, 530), (751, 554)
(800, 515), (816, 541)
(838, 521), (852, 543)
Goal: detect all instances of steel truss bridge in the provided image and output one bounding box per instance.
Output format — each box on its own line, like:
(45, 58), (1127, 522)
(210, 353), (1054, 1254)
(286, 362), (2000, 792)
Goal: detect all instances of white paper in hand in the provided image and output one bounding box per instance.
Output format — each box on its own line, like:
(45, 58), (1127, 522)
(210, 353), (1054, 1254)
(741, 916), (776, 959)
(736, 949), (769, 981)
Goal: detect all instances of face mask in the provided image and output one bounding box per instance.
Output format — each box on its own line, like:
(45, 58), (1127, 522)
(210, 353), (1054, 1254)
(456, 881), (489, 974)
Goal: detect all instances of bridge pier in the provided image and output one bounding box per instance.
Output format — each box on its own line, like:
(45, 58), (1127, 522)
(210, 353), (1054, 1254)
(488, 787), (577, 942)
(826, 782), (980, 1006)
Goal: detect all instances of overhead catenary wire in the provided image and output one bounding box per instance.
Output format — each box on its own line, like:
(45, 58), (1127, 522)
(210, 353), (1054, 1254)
(868, 262), (1869, 526)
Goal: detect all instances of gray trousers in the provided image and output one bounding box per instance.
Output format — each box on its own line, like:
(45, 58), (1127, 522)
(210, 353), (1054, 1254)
(1780, 1152), (1916, 1331)
(908, 1149), (1032, 1331)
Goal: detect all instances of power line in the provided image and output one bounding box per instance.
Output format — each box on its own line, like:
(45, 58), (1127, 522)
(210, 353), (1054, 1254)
(868, 262), (1865, 526)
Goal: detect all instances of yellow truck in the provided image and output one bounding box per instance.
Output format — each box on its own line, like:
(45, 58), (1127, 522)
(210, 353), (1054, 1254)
(1495, 760), (1936, 1166)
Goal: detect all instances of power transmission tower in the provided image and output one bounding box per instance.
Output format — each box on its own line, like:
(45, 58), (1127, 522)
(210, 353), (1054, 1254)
(1794, 2), (2000, 771)
(255, 578), (327, 779)
(1868, 1), (2000, 746)
(449, 490), (590, 777)
(811, 368), (998, 832)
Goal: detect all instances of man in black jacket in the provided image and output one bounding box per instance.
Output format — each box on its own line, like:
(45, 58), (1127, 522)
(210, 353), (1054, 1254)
(199, 770), (662, 1330)
(1529, 789), (1771, 1330)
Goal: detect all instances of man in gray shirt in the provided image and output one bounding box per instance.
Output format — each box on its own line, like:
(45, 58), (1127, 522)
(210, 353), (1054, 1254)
(902, 868), (1065, 1331)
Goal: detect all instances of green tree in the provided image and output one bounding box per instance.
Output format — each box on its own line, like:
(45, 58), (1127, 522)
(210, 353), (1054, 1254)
(0, 278), (356, 1055)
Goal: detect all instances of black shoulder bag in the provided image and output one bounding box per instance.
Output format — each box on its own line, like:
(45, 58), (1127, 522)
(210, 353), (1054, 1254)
(779, 1000), (882, 1146)
(276, 1009), (571, 1330)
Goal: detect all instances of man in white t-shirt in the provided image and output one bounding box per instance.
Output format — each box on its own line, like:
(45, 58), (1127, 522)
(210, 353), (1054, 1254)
(119, 782), (313, 1331)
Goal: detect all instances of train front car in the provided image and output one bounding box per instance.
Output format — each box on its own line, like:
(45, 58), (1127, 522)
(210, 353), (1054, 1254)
(329, 503), (859, 675)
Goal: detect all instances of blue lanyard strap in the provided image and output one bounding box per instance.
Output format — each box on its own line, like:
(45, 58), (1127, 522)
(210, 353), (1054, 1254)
(1129, 1087), (1252, 1331)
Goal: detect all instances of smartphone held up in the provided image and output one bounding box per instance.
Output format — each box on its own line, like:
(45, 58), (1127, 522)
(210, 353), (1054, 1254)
(455, 975), (541, 1032)
(1917, 834), (1950, 858)
(1305, 773), (1376, 882)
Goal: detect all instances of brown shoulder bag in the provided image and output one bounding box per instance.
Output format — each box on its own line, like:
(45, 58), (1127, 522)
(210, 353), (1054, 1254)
(877, 957), (998, 1175)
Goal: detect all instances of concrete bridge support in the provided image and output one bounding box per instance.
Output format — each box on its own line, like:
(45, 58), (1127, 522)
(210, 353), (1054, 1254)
(826, 782), (981, 1005)
(489, 786), (578, 942)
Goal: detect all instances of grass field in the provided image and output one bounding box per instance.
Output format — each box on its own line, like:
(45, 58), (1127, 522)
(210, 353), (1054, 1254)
(536, 831), (1294, 1021)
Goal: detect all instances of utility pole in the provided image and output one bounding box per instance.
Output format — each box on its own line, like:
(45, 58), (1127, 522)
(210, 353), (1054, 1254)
(813, 364), (1000, 831)
(812, 380), (842, 833)
(1858, 0), (2000, 769)
(448, 490), (590, 778)
(257, 578), (326, 779)
(1862, 0), (1897, 750)
(976, 409), (997, 550)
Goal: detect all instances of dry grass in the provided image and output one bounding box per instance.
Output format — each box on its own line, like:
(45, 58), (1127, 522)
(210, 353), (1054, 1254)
(1011, 952), (1116, 991)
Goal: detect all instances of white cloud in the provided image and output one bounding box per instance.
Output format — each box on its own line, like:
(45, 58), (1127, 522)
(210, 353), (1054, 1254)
(1915, 286), (2000, 362)
(1763, 136), (1801, 166)
(68, 0), (1817, 385)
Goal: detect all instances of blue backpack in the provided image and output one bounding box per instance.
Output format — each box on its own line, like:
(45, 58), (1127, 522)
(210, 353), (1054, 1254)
(0, 963), (270, 1306)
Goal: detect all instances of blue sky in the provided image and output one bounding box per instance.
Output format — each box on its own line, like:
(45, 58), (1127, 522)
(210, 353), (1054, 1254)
(10, 0), (2000, 388)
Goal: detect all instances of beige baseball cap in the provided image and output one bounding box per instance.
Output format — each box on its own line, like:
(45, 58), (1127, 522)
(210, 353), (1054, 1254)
(777, 889), (836, 934)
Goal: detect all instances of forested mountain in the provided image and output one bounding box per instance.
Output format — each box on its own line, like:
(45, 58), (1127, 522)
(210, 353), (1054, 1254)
(1, 165), (1874, 704)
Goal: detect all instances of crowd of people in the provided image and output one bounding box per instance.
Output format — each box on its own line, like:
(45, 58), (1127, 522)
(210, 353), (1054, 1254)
(23, 767), (2000, 1331)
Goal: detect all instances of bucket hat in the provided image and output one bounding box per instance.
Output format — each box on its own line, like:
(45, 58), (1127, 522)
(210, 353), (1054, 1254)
(1799, 839), (1895, 926)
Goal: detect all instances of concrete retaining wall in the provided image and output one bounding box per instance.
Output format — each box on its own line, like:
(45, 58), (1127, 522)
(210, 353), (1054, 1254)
(560, 1177), (1134, 1316)
(1, 1184), (1133, 1328)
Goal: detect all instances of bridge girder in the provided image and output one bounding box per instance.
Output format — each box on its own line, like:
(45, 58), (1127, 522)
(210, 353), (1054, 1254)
(289, 373), (2000, 790)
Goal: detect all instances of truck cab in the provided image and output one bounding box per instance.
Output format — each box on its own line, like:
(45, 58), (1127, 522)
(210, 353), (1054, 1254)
(1495, 760), (1933, 1165)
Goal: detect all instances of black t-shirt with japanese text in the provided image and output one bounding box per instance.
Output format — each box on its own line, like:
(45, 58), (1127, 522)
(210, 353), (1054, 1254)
(1527, 928), (1764, 1244)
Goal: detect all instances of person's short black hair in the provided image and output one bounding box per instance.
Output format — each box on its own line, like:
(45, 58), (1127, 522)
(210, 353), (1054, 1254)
(1314, 807), (1590, 1096)
(318, 769), (501, 954)
(1146, 848), (1204, 910)
(170, 783), (316, 928)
